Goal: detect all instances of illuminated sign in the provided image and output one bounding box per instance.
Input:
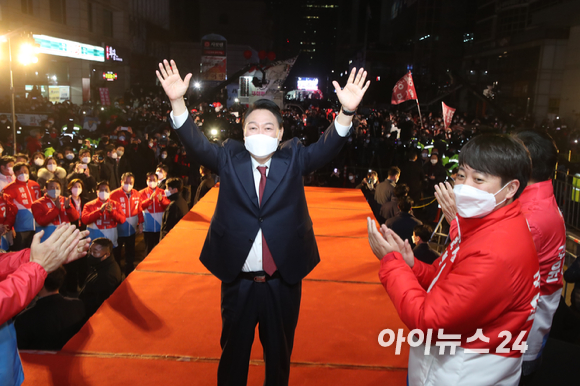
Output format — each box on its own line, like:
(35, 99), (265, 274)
(105, 46), (123, 62)
(297, 77), (318, 91)
(103, 71), (118, 81)
(33, 35), (104, 62)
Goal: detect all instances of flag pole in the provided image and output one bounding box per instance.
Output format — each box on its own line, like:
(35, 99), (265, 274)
(416, 99), (423, 129)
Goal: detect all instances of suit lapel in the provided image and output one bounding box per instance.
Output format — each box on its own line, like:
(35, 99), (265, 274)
(261, 150), (289, 208)
(233, 150), (259, 208)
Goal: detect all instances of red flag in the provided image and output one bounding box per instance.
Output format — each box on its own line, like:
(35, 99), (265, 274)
(442, 102), (456, 128)
(391, 71), (417, 105)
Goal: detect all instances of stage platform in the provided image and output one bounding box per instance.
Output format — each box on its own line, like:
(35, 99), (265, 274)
(21, 187), (410, 385)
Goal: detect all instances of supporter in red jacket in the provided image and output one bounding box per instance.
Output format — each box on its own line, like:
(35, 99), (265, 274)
(81, 181), (125, 248)
(3, 163), (42, 250)
(139, 172), (169, 255)
(370, 134), (540, 386)
(110, 172), (143, 275)
(515, 131), (567, 381)
(0, 193), (17, 251)
(0, 224), (90, 386)
(31, 178), (79, 242)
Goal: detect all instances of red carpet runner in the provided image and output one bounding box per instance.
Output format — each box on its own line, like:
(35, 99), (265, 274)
(21, 187), (409, 385)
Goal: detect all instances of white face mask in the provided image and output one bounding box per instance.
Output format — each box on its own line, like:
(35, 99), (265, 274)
(244, 134), (279, 157)
(17, 173), (29, 182)
(34, 158), (44, 166)
(98, 191), (109, 201)
(82, 157), (91, 164)
(156, 172), (164, 180)
(71, 187), (82, 197)
(123, 183), (133, 192)
(147, 181), (158, 189)
(110, 152), (118, 159)
(453, 181), (513, 219)
(47, 164), (56, 172)
(161, 153), (167, 159)
(431, 159), (437, 165)
(164, 189), (172, 197)
(65, 154), (74, 160)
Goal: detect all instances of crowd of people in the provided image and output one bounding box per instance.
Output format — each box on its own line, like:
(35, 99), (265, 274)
(0, 62), (577, 386)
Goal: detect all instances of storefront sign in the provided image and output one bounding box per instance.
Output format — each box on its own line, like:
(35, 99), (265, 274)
(33, 34), (104, 62)
(48, 86), (70, 103)
(105, 46), (123, 62)
(102, 71), (118, 81)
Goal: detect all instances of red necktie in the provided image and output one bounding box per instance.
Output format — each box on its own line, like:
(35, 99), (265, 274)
(257, 166), (277, 275)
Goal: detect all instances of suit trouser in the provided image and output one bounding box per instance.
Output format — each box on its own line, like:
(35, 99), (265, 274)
(12, 231), (35, 251)
(113, 234), (136, 276)
(143, 232), (160, 256)
(218, 275), (301, 386)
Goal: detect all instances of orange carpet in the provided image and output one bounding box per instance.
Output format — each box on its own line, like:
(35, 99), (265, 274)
(21, 187), (410, 385)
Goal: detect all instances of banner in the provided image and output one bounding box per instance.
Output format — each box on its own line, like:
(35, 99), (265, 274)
(442, 102), (456, 129)
(391, 71), (417, 105)
(250, 57), (297, 98)
(99, 88), (110, 106)
(201, 36), (227, 81)
(0, 113), (48, 127)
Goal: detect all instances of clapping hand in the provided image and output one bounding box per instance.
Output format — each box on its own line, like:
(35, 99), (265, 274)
(30, 224), (91, 273)
(367, 217), (414, 267)
(434, 182), (457, 225)
(333, 67), (371, 112)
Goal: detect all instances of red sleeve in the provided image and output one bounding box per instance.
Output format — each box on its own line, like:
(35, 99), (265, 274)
(82, 202), (103, 225)
(411, 258), (439, 289)
(140, 191), (153, 209)
(0, 250), (31, 280)
(0, 250), (47, 325)
(137, 197), (144, 223)
(4, 196), (17, 229)
(31, 199), (60, 227)
(379, 250), (515, 335)
(66, 203), (79, 222)
(111, 203), (126, 224)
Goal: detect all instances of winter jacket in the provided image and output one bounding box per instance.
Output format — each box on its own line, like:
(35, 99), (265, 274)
(31, 195), (79, 241)
(139, 187), (170, 233)
(81, 198), (126, 247)
(3, 180), (42, 232)
(110, 188), (143, 237)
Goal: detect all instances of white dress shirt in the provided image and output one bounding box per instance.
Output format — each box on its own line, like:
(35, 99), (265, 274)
(170, 109), (352, 272)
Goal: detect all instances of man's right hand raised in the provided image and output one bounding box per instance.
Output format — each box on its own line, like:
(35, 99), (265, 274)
(156, 59), (192, 117)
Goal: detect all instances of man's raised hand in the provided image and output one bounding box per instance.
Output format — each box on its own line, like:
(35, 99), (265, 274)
(156, 60), (192, 102)
(332, 67), (370, 112)
(30, 224), (90, 273)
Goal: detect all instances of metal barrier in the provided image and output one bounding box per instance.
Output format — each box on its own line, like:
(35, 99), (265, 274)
(553, 178), (580, 231)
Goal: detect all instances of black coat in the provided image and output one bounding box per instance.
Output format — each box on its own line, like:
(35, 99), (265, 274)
(161, 192), (189, 239)
(386, 212), (423, 249)
(173, 115), (349, 284)
(398, 159), (424, 201)
(100, 157), (120, 190)
(79, 255), (122, 318)
(413, 243), (440, 265)
(193, 175), (215, 205)
(15, 294), (85, 350)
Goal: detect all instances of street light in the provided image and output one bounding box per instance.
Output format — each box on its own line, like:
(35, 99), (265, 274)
(1, 33), (39, 154)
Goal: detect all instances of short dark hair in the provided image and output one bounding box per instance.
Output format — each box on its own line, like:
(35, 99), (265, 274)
(394, 183), (409, 199)
(68, 178), (84, 192)
(15, 153), (29, 162)
(0, 156), (15, 168)
(105, 144), (116, 153)
(398, 196), (414, 212)
(414, 224), (433, 243)
(13, 162), (29, 174)
(79, 148), (91, 157)
(92, 237), (113, 254)
(458, 134), (531, 199)
(44, 266), (66, 292)
(200, 165), (212, 175)
(388, 166), (401, 177)
(97, 180), (110, 190)
(406, 149), (418, 159)
(31, 151), (45, 160)
(515, 131), (558, 182)
(46, 178), (62, 189)
(243, 99), (283, 129)
(121, 172), (134, 182)
(156, 164), (169, 174)
(146, 171), (158, 180)
(167, 177), (183, 191)
(95, 150), (105, 159)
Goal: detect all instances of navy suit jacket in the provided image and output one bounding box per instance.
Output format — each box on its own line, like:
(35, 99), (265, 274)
(173, 115), (350, 284)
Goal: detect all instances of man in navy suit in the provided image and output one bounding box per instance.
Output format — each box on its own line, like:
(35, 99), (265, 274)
(157, 59), (370, 386)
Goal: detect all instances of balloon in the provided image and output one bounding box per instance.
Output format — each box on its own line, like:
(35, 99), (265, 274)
(267, 51), (276, 61)
(243, 50), (252, 59)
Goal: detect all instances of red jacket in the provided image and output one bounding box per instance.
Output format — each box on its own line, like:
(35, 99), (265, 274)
(379, 201), (540, 385)
(81, 198), (126, 229)
(110, 188), (144, 223)
(139, 187), (170, 214)
(0, 249), (46, 325)
(3, 179), (42, 232)
(0, 193), (17, 229)
(31, 195), (79, 227)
